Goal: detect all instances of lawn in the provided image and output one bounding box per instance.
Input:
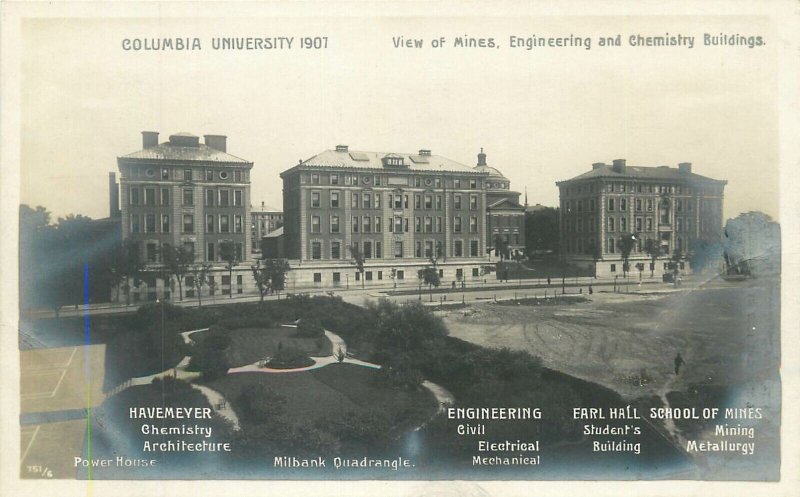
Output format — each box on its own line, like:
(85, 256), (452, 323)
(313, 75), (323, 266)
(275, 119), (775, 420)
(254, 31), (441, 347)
(208, 363), (437, 435)
(197, 326), (332, 368)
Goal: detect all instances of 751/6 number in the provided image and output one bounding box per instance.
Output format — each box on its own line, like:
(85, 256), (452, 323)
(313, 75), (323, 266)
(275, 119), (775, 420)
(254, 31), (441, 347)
(300, 37), (328, 49)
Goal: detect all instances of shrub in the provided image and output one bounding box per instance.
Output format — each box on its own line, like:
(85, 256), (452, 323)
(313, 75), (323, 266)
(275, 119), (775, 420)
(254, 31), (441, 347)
(295, 318), (324, 338)
(267, 345), (314, 369)
(187, 332), (232, 380)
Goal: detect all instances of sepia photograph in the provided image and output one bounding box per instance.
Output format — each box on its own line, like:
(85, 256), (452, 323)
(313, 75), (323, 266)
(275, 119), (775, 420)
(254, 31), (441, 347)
(2, 1), (798, 496)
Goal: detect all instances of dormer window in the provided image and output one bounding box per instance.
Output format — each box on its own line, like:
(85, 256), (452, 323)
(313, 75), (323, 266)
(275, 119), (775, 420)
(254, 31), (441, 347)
(382, 154), (405, 168)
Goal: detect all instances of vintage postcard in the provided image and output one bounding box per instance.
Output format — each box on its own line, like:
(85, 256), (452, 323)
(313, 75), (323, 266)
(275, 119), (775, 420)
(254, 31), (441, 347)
(1, 1), (798, 496)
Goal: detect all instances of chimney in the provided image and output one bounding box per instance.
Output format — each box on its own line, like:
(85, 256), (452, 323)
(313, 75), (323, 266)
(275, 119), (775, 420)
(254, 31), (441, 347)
(109, 172), (120, 218)
(141, 131), (159, 149)
(477, 147), (487, 166)
(204, 134), (227, 152)
(592, 162), (605, 170)
(419, 149), (431, 156)
(612, 159), (627, 174)
(678, 162), (692, 173)
(335, 145), (349, 152)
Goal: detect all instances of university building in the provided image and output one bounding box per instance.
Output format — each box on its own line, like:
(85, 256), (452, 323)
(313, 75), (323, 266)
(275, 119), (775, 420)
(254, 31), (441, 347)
(250, 201), (283, 256)
(117, 131), (254, 300)
(280, 145), (517, 288)
(475, 148), (526, 259)
(556, 159), (726, 277)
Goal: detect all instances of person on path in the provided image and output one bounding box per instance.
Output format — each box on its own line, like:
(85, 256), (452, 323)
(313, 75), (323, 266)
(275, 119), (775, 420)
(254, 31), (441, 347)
(547, 277), (551, 286)
(588, 285), (593, 295)
(674, 352), (686, 375)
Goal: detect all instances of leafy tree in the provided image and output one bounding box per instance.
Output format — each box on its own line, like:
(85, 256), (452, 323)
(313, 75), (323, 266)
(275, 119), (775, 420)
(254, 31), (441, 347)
(19, 205), (52, 310)
(389, 268), (398, 289)
(618, 233), (636, 278)
(110, 240), (144, 305)
(417, 258), (441, 302)
(524, 206), (560, 255)
(644, 239), (660, 278)
(365, 298), (449, 355)
(348, 244), (366, 288)
(188, 263), (212, 306)
(218, 240), (240, 298)
(162, 244), (194, 301)
(493, 234), (510, 260)
(251, 258), (291, 302)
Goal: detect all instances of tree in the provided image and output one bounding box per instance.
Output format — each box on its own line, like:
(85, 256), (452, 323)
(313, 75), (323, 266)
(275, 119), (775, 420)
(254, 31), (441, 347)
(348, 244), (366, 288)
(417, 258), (441, 302)
(162, 244), (194, 301)
(189, 263), (212, 307)
(110, 240), (144, 305)
(524, 206), (560, 255)
(251, 258), (291, 302)
(493, 234), (510, 260)
(618, 233), (636, 278)
(19, 205), (52, 310)
(644, 239), (660, 278)
(219, 240), (240, 298)
(389, 268), (398, 289)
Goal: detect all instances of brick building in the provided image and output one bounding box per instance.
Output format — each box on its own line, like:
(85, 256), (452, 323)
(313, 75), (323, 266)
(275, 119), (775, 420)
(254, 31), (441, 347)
(280, 145), (502, 288)
(556, 159), (726, 277)
(117, 131), (254, 300)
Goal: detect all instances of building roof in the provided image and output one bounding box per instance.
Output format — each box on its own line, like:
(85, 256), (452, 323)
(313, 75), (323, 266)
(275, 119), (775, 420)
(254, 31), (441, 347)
(474, 164), (508, 179)
(287, 149), (483, 174)
(119, 142), (251, 164)
(558, 163), (726, 184)
(252, 204), (282, 213)
(488, 198), (524, 210)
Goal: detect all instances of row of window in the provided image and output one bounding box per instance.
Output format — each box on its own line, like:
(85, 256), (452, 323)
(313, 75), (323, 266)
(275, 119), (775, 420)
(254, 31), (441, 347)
(308, 239), (481, 260)
(309, 215), (480, 234)
(126, 167), (248, 183)
(305, 173), (483, 190)
(564, 197), (696, 214)
(131, 213), (244, 234)
(142, 241), (244, 263)
(563, 216), (696, 234)
(308, 190), (480, 211)
(130, 186), (245, 207)
(309, 267), (484, 286)
(563, 183), (692, 196)
(561, 236), (686, 255)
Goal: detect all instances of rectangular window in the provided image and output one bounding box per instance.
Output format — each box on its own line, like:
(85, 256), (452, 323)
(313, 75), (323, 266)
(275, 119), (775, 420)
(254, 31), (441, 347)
(130, 187), (140, 205)
(183, 189), (194, 206)
(161, 188), (170, 206)
(620, 217), (627, 232)
(145, 188), (156, 206)
(206, 170), (213, 181)
(610, 263), (617, 272)
(234, 190), (243, 207)
(415, 194), (422, 209)
(182, 214), (193, 233)
(415, 241), (422, 258)
(608, 217), (615, 232)
(365, 271), (373, 281)
(469, 216), (478, 233)
(646, 218), (653, 231)
(131, 214), (140, 233)
(415, 217), (422, 233)
(425, 195), (433, 209)
(330, 174), (339, 185)
(394, 241), (403, 258)
(352, 193), (360, 209)
(394, 216), (403, 233)
(311, 191), (321, 208)
(608, 238), (616, 254)
(469, 179), (477, 189)
(435, 241), (443, 258)
(311, 215), (321, 233)
(404, 195), (409, 208)
(424, 241), (433, 258)
(184, 169), (192, 181)
(636, 217), (643, 231)
(207, 215), (214, 233)
(363, 193), (371, 209)
(352, 216), (359, 233)
(234, 215), (243, 233)
(331, 242), (341, 259)
(470, 240), (479, 257)
(636, 199), (642, 211)
(146, 243), (158, 263)
(219, 190), (230, 206)
(436, 195), (442, 210)
(363, 241), (372, 259)
(144, 214), (156, 233)
(454, 217), (462, 233)
(436, 217), (442, 233)
(235, 170), (242, 183)
(220, 215), (229, 233)
(414, 177), (421, 187)
(205, 189), (214, 207)
(620, 198), (627, 211)
(311, 173), (320, 185)
(375, 193), (381, 208)
(425, 217), (433, 233)
(375, 216), (382, 233)
(161, 214), (170, 233)
(677, 199), (683, 212)
(454, 179), (461, 188)
(608, 198), (615, 211)
(454, 194), (462, 209)
(454, 240), (463, 257)
(162, 168), (169, 180)
(470, 195), (478, 210)
(311, 242), (322, 260)
(330, 191), (340, 208)
(647, 199), (653, 211)
(404, 218), (409, 232)
(331, 215), (340, 233)
(376, 241), (382, 258)
(435, 178), (441, 188)
(363, 216), (371, 233)
(207, 243), (215, 262)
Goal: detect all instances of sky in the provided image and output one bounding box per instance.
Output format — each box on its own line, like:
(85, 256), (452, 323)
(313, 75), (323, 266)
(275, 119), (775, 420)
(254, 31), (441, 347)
(20, 15), (778, 222)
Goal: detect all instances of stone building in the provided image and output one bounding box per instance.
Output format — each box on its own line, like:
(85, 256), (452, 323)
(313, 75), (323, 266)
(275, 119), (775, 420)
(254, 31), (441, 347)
(280, 145), (505, 288)
(556, 159), (726, 277)
(250, 201), (283, 256)
(117, 131), (254, 301)
(474, 148), (526, 259)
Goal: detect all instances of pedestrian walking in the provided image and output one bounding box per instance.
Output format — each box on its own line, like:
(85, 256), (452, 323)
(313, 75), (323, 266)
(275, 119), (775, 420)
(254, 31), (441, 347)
(674, 352), (686, 375)
(588, 284), (593, 295)
(547, 277), (551, 286)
